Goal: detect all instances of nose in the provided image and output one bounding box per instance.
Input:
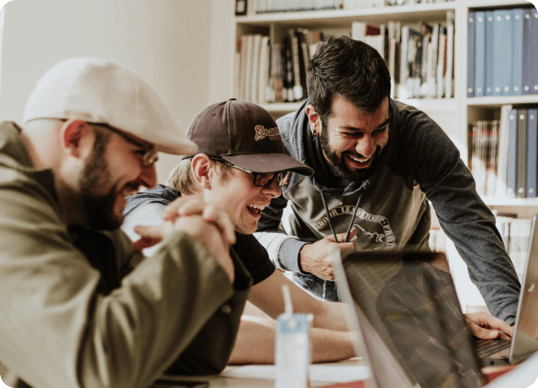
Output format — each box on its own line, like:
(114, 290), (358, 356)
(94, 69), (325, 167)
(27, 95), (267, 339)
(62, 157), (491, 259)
(139, 164), (158, 189)
(356, 135), (376, 158)
(263, 177), (282, 198)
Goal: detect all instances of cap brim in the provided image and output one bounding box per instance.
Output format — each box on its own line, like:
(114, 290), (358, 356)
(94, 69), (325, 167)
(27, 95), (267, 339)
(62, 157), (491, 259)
(155, 139), (198, 155)
(222, 153), (314, 176)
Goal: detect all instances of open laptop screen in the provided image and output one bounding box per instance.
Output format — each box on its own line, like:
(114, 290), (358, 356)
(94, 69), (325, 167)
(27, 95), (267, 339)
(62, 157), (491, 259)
(337, 250), (484, 388)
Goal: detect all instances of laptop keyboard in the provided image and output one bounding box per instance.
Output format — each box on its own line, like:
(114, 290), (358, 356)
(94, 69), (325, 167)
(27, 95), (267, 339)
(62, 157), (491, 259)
(474, 338), (512, 358)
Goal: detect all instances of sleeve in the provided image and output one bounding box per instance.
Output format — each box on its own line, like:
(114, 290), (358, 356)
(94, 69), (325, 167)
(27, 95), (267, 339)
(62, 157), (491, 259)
(0, 173), (249, 388)
(394, 108), (520, 324)
(121, 201), (168, 257)
(233, 233), (275, 285)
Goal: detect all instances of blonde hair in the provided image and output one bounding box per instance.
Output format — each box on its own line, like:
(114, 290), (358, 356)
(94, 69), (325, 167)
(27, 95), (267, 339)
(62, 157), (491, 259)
(165, 157), (230, 194)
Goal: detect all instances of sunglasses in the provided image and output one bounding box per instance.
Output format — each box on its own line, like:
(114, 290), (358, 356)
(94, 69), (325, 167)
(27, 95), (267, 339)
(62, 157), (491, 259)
(92, 123), (159, 168)
(210, 157), (284, 188)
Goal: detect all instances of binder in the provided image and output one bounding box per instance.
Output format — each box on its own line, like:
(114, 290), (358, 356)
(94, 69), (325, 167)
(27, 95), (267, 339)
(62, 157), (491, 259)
(532, 8), (538, 95)
(485, 11), (495, 96)
(511, 8), (525, 96)
(506, 108), (518, 198)
(493, 9), (512, 96)
(517, 108), (528, 198)
(474, 11), (486, 97)
(522, 8), (534, 95)
(527, 109), (538, 198)
(467, 11), (475, 97)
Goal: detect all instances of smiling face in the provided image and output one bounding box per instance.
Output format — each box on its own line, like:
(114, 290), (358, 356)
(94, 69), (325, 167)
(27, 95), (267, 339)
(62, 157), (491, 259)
(310, 96), (389, 182)
(78, 125), (157, 230)
(202, 161), (282, 235)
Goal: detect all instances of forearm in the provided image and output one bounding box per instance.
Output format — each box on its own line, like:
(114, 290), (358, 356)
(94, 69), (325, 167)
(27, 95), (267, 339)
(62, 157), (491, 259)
(228, 316), (356, 365)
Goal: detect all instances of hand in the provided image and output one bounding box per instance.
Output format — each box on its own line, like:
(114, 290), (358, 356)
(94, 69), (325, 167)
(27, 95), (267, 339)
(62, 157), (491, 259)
(464, 312), (513, 340)
(161, 196), (236, 245)
(132, 223), (172, 251)
(299, 229), (358, 281)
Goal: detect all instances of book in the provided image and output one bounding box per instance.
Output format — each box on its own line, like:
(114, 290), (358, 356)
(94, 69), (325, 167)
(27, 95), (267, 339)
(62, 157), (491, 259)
(428, 23), (440, 98)
(527, 109), (538, 198)
(258, 35), (271, 104)
(467, 11), (475, 97)
(250, 34), (263, 103)
(532, 8), (538, 94)
(484, 11), (495, 96)
(511, 8), (525, 96)
(506, 108), (518, 198)
(238, 35), (250, 101)
(522, 8), (534, 95)
(516, 108), (528, 198)
(436, 26), (447, 98)
(289, 29), (304, 101)
(398, 25), (410, 98)
(445, 11), (455, 98)
(474, 11), (486, 97)
(496, 104), (512, 197)
(271, 42), (284, 103)
(493, 9), (512, 96)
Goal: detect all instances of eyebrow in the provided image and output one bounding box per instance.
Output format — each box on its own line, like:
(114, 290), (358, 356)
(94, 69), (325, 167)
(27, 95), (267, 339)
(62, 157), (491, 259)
(339, 117), (390, 132)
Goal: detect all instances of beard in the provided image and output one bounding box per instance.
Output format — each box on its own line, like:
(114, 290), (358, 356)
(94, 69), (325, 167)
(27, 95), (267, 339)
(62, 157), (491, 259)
(79, 153), (123, 231)
(320, 130), (379, 182)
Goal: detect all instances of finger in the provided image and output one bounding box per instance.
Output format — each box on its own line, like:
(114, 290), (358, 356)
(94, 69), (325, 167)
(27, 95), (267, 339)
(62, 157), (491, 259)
(134, 225), (166, 240)
(484, 316), (514, 338)
(132, 237), (161, 251)
(466, 319), (500, 339)
(339, 242), (357, 252)
(202, 206), (236, 245)
(161, 197), (192, 220)
(347, 228), (359, 240)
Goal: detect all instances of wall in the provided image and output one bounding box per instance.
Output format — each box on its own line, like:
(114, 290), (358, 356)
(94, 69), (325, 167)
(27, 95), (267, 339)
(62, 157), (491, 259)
(0, 0), (213, 183)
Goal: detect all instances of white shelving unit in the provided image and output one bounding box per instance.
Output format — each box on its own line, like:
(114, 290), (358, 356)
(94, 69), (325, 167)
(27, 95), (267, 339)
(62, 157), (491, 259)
(232, 0), (538, 308)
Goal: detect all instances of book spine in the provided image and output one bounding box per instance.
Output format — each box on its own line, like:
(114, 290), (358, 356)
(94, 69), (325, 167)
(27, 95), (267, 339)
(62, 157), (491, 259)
(506, 108), (518, 198)
(474, 12), (486, 97)
(532, 8), (538, 94)
(485, 11), (495, 96)
(467, 12), (475, 97)
(516, 108), (528, 198)
(522, 8), (533, 95)
(511, 8), (524, 96)
(527, 109), (538, 198)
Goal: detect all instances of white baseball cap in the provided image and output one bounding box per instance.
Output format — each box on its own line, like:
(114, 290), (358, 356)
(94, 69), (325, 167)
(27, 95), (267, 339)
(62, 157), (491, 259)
(23, 57), (198, 155)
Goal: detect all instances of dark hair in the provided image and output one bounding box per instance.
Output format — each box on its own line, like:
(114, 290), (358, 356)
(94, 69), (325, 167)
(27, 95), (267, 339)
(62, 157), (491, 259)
(307, 36), (391, 121)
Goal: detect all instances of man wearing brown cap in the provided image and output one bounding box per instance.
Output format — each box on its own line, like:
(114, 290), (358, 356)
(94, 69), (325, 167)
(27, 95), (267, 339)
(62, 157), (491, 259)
(123, 99), (357, 365)
(0, 59), (252, 387)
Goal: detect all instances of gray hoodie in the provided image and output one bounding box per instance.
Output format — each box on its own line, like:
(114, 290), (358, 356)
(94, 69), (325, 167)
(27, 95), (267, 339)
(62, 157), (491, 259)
(255, 99), (520, 324)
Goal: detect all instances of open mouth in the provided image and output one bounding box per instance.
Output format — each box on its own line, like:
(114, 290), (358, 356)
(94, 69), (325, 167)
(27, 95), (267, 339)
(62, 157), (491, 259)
(346, 154), (373, 168)
(247, 203), (266, 216)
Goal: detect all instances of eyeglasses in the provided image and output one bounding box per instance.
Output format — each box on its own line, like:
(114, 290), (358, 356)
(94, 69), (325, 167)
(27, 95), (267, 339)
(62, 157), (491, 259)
(92, 123), (159, 168)
(210, 158), (283, 188)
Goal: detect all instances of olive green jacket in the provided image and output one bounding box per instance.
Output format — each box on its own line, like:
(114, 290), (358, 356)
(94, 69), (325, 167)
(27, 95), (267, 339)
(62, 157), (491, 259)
(0, 122), (252, 388)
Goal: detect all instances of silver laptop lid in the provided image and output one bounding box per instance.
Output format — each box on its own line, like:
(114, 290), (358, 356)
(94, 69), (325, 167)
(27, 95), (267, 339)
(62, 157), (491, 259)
(511, 214), (538, 364)
(333, 249), (484, 388)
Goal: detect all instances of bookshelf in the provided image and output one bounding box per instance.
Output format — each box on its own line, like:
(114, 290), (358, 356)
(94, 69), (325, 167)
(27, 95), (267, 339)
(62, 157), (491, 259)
(231, 0), (538, 308)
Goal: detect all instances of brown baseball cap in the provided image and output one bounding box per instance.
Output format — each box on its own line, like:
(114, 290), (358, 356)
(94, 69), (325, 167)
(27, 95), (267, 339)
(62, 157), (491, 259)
(185, 99), (313, 176)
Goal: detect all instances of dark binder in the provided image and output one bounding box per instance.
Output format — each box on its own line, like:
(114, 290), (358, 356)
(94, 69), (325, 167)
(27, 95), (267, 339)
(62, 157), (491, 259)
(522, 8), (534, 95)
(511, 8), (525, 96)
(517, 108), (528, 198)
(467, 11), (476, 97)
(506, 108), (518, 198)
(474, 11), (486, 97)
(527, 109), (538, 198)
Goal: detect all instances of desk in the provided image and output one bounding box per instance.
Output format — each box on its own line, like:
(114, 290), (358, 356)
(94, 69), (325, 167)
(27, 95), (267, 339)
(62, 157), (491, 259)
(155, 357), (369, 388)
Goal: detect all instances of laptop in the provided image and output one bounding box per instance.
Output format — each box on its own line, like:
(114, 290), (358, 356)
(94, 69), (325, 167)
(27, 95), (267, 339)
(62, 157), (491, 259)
(332, 249), (486, 388)
(474, 213), (538, 366)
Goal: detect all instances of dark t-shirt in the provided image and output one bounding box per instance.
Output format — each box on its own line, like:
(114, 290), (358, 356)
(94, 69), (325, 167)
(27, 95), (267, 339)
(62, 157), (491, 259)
(123, 184), (275, 285)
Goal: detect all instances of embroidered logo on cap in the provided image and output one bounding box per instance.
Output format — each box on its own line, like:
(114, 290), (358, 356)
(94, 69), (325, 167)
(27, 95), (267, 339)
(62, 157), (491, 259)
(254, 125), (281, 141)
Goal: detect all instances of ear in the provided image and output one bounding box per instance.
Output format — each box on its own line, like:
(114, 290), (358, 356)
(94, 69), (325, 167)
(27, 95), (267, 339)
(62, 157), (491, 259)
(305, 104), (322, 137)
(190, 154), (216, 189)
(60, 119), (93, 158)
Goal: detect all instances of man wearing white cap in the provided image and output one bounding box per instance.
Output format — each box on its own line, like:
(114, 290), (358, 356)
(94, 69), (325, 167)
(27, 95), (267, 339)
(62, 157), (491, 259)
(0, 58), (251, 388)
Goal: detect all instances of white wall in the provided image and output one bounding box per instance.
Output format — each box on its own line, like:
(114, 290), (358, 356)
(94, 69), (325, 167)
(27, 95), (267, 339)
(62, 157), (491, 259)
(0, 0), (214, 183)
